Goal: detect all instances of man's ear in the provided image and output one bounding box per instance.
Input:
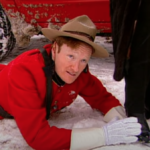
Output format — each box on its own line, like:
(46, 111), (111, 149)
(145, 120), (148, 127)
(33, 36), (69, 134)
(51, 42), (57, 61)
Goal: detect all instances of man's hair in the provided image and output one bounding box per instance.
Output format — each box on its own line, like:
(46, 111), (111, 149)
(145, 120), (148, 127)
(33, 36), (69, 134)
(54, 36), (94, 53)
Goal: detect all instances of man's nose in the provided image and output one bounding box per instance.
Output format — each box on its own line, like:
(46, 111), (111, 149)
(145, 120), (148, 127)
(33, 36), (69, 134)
(71, 61), (80, 72)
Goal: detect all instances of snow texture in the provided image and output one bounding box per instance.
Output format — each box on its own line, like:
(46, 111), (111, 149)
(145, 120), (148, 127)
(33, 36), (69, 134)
(0, 35), (150, 150)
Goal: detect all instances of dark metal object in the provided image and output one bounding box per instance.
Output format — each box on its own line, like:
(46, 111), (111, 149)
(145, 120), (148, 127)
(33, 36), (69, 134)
(0, 4), (16, 61)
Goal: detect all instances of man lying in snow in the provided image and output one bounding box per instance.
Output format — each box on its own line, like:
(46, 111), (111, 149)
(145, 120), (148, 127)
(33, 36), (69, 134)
(0, 15), (141, 150)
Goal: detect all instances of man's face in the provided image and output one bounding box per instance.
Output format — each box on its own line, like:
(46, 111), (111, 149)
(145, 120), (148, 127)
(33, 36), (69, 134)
(52, 42), (92, 84)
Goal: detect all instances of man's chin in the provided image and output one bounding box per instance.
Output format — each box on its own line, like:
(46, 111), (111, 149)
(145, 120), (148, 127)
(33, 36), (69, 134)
(65, 79), (76, 84)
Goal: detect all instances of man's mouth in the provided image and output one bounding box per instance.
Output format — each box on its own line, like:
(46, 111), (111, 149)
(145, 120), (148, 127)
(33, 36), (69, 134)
(67, 71), (76, 76)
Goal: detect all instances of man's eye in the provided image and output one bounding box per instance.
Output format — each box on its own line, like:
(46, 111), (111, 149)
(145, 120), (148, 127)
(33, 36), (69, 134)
(68, 55), (74, 58)
(81, 59), (86, 63)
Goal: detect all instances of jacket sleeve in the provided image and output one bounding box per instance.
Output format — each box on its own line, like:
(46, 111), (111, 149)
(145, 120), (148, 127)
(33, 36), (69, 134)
(79, 72), (122, 115)
(0, 64), (6, 71)
(103, 106), (127, 122)
(7, 60), (71, 150)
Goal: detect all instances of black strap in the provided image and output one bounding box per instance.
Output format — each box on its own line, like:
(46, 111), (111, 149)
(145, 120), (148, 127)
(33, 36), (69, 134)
(39, 48), (54, 120)
(0, 105), (14, 118)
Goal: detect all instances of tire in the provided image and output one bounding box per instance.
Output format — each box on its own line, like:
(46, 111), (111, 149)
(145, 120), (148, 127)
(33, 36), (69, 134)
(0, 4), (16, 61)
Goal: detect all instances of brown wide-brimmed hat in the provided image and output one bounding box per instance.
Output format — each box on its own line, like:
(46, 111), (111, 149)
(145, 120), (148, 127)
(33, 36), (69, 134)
(42, 15), (109, 58)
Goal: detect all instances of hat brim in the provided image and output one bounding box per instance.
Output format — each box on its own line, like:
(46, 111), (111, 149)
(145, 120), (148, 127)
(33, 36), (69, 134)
(42, 28), (109, 58)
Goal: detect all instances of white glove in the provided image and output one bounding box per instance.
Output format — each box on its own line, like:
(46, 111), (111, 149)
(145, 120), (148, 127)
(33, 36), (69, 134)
(102, 117), (141, 145)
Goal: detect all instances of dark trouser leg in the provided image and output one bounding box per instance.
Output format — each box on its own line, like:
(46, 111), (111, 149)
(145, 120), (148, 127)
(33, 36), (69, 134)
(125, 0), (150, 116)
(125, 0), (150, 142)
(125, 65), (149, 116)
(125, 63), (150, 143)
(145, 80), (150, 119)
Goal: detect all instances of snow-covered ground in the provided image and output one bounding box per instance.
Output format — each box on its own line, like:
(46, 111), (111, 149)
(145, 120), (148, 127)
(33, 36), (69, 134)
(0, 35), (150, 150)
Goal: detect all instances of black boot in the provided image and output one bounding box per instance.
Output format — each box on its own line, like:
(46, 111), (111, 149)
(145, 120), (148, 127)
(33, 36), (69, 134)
(127, 113), (150, 143)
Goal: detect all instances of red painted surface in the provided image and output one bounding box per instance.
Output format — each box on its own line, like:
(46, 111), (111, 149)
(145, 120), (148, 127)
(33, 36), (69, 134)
(1, 0), (111, 33)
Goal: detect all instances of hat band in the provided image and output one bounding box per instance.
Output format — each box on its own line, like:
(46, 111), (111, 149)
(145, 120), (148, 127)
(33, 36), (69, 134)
(64, 31), (94, 42)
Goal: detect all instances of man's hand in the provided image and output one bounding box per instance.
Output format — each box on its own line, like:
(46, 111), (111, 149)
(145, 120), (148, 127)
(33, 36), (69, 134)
(103, 117), (141, 145)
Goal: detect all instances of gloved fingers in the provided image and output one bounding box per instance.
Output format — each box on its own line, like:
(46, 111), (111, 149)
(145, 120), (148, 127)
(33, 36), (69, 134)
(107, 121), (141, 129)
(123, 136), (139, 144)
(107, 127), (141, 135)
(121, 117), (138, 123)
(125, 128), (141, 136)
(103, 117), (142, 145)
(106, 136), (138, 145)
(125, 122), (142, 128)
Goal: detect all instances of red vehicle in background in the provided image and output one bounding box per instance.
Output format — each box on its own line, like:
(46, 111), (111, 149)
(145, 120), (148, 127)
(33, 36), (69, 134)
(0, 0), (111, 59)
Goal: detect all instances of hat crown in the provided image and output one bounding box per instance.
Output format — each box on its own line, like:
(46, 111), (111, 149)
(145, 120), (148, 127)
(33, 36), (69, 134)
(60, 15), (97, 40)
(41, 15), (109, 58)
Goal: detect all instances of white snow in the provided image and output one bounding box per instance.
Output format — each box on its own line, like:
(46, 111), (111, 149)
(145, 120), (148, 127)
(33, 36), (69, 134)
(0, 35), (150, 150)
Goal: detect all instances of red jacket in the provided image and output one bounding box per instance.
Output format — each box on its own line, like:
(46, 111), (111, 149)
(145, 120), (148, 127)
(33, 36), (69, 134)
(0, 44), (121, 150)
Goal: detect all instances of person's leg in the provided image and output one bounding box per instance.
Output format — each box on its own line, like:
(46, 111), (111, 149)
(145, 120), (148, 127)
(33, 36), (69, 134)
(125, 0), (150, 115)
(125, 66), (149, 116)
(125, 62), (150, 142)
(125, 0), (150, 142)
(145, 80), (150, 119)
